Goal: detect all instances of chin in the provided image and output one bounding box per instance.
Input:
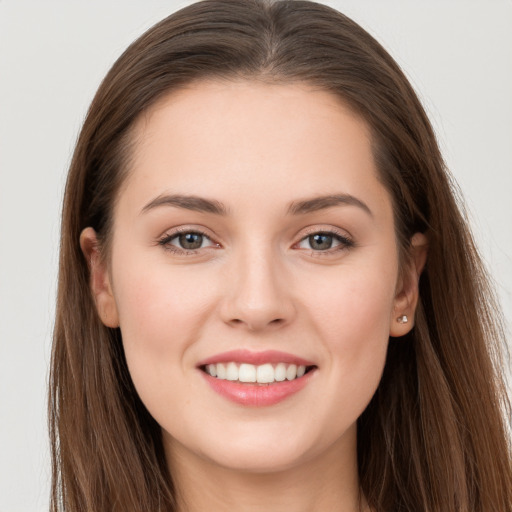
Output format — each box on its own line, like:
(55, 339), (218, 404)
(204, 442), (312, 474)
(175, 421), (345, 475)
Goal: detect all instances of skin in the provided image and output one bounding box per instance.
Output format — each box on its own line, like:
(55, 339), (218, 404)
(81, 80), (427, 512)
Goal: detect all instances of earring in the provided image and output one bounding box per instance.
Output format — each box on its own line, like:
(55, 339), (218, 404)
(397, 315), (408, 324)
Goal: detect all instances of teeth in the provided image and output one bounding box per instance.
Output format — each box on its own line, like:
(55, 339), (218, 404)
(216, 363), (227, 379)
(226, 362), (238, 381)
(239, 363), (256, 382)
(205, 362), (308, 383)
(256, 363), (274, 383)
(286, 364), (297, 380)
(275, 363), (286, 381)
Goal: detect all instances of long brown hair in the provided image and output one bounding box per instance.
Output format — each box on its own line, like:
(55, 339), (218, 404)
(50, 1), (512, 510)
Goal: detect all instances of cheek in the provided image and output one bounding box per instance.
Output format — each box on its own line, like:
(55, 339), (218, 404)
(305, 258), (396, 338)
(110, 256), (218, 409)
(301, 260), (396, 406)
(113, 257), (213, 348)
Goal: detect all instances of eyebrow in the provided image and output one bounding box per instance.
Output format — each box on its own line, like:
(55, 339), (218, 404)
(287, 194), (373, 217)
(140, 193), (372, 217)
(141, 194), (229, 215)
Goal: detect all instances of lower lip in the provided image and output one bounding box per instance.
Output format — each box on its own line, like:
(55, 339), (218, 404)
(200, 369), (315, 407)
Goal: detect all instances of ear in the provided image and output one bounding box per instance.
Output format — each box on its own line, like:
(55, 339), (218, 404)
(389, 232), (428, 337)
(80, 227), (119, 328)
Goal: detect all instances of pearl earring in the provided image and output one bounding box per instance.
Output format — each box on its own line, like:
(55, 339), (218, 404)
(397, 315), (408, 324)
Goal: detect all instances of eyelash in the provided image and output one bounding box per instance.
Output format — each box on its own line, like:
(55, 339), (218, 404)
(158, 227), (216, 256)
(157, 227), (355, 256)
(297, 228), (355, 256)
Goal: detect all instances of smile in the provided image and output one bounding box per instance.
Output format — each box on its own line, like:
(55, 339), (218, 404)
(197, 350), (317, 406)
(202, 362), (311, 384)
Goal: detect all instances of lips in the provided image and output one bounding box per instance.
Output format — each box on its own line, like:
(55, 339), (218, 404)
(197, 349), (315, 367)
(197, 349), (317, 406)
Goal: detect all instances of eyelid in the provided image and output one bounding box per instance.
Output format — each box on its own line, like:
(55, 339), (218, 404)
(156, 224), (354, 256)
(297, 225), (354, 242)
(157, 226), (221, 254)
(294, 225), (355, 254)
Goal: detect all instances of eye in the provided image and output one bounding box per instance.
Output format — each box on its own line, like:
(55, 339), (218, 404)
(158, 229), (218, 253)
(296, 231), (354, 252)
(174, 232), (208, 250)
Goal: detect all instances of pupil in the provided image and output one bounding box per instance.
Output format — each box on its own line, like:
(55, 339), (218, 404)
(179, 233), (203, 250)
(310, 234), (332, 250)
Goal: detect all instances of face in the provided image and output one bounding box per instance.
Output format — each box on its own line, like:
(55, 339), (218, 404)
(83, 80), (423, 474)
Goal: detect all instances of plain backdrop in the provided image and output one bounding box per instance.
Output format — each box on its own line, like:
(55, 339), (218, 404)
(1, 1), (511, 510)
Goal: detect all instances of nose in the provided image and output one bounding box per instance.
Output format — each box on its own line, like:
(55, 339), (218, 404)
(219, 246), (296, 332)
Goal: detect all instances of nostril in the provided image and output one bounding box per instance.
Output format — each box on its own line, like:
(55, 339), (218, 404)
(227, 317), (286, 330)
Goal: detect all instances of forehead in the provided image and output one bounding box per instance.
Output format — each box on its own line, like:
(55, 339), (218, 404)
(118, 80), (391, 222)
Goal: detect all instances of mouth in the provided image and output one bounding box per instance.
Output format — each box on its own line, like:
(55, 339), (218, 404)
(197, 350), (318, 406)
(200, 362), (317, 385)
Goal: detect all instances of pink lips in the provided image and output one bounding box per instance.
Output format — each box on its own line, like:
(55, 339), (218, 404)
(197, 349), (315, 367)
(197, 349), (317, 407)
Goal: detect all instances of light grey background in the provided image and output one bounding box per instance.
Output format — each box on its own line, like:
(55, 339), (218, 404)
(1, 1), (511, 511)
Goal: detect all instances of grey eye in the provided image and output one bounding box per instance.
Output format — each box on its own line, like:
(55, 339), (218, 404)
(297, 231), (352, 252)
(308, 233), (334, 250)
(178, 232), (204, 250)
(160, 230), (217, 253)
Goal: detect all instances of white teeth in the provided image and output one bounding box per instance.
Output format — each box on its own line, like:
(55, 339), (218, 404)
(226, 362), (238, 381)
(239, 363), (256, 383)
(275, 363), (286, 381)
(256, 363), (274, 383)
(216, 363), (227, 379)
(205, 362), (311, 383)
(286, 364), (297, 380)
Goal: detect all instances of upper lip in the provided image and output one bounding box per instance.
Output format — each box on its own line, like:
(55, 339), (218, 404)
(197, 349), (316, 367)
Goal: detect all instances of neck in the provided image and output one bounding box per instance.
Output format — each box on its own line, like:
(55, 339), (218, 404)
(164, 427), (368, 512)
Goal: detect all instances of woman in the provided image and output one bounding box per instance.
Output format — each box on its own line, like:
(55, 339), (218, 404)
(49, 0), (512, 510)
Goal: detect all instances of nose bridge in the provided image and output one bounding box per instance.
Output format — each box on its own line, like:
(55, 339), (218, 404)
(220, 238), (294, 331)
